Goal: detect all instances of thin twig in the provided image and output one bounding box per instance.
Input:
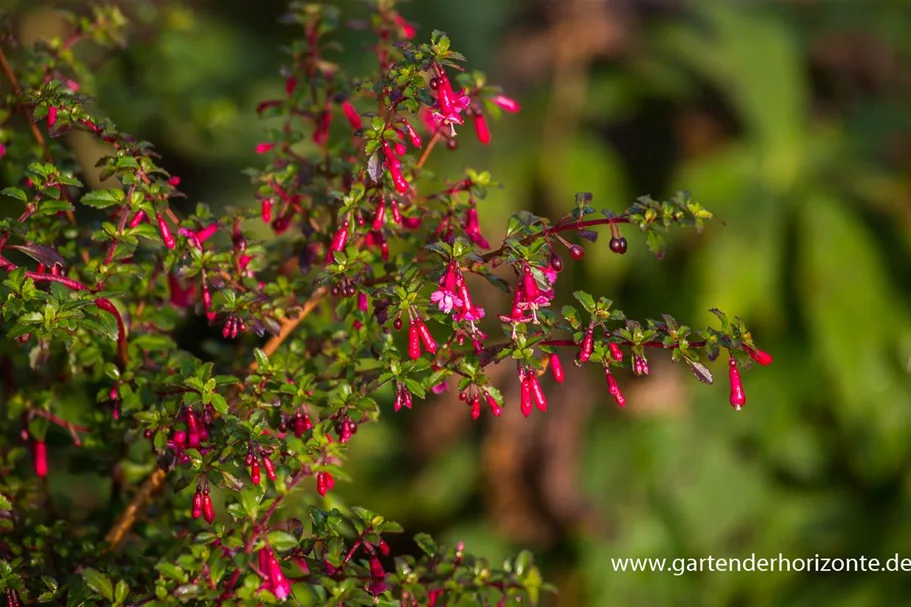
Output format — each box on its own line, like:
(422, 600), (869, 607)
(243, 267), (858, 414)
(0, 45), (77, 224)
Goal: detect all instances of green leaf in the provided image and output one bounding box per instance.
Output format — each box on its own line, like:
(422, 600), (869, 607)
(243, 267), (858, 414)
(82, 568), (114, 601)
(267, 531), (299, 552)
(0, 494), (10, 510)
(1, 187), (27, 202)
(413, 532), (438, 556)
(114, 580), (130, 605)
(80, 188), (126, 209)
(572, 291), (595, 313)
(209, 393), (228, 415)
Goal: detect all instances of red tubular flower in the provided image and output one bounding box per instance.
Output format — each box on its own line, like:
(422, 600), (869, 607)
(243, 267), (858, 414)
(436, 70), (455, 117)
(408, 319), (422, 360)
(394, 140), (407, 157)
(473, 112), (490, 144)
(633, 354), (649, 376)
(156, 213), (175, 249)
(261, 199), (273, 223)
(262, 455), (277, 481)
(267, 552), (291, 600)
(325, 220), (350, 263)
(372, 197), (386, 230)
(316, 471), (334, 497)
(401, 119), (422, 147)
(393, 12), (416, 39)
(550, 353), (564, 384)
(463, 206), (490, 249)
(192, 488), (203, 519)
(341, 100), (362, 131)
(745, 345), (773, 366)
(255, 142), (275, 154)
(416, 319), (437, 354)
(167, 175), (181, 187)
(605, 369), (626, 408)
(470, 393), (481, 420)
(492, 94), (521, 113)
(529, 373), (547, 412)
(729, 356), (746, 410)
(34, 440), (47, 477)
(47, 106), (58, 127)
(128, 210), (146, 228)
(520, 370), (533, 417)
(202, 488), (215, 523)
(484, 390), (502, 417)
(250, 459), (261, 486)
(578, 328), (594, 364)
(608, 342), (623, 362)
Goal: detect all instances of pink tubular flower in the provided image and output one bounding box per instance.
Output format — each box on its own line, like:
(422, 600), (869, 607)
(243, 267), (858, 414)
(167, 175), (181, 187)
(47, 106), (58, 127)
(156, 213), (175, 249)
(605, 369), (626, 408)
(202, 488), (215, 523)
(729, 356), (746, 410)
(519, 370), (533, 417)
(608, 342), (623, 362)
(341, 100), (362, 131)
(578, 328), (594, 364)
(430, 67), (471, 136)
(473, 112), (490, 144)
(529, 373), (547, 412)
(401, 119), (422, 147)
(393, 12), (416, 39)
(129, 210), (147, 228)
(416, 318), (437, 354)
(192, 488), (203, 519)
(261, 199), (273, 223)
(745, 345), (773, 366)
(463, 207), (490, 249)
(255, 142), (275, 154)
(408, 319), (422, 360)
(633, 354), (649, 376)
(550, 353), (564, 384)
(492, 94), (521, 113)
(316, 471), (335, 496)
(34, 440), (47, 477)
(484, 390), (502, 416)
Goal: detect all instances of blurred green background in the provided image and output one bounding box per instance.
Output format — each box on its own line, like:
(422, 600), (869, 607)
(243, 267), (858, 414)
(7, 0), (911, 605)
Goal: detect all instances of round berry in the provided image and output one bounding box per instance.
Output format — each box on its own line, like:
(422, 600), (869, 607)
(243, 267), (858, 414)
(446, 138), (458, 151)
(569, 244), (585, 260)
(429, 77), (439, 90)
(550, 254), (563, 272)
(609, 237), (628, 255)
(393, 317), (403, 330)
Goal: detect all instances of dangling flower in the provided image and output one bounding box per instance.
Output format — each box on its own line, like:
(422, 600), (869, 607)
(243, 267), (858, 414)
(633, 354), (649, 376)
(341, 100), (362, 131)
(492, 94), (521, 113)
(519, 368), (533, 417)
(473, 111), (491, 144)
(744, 346), (773, 366)
(577, 328), (594, 364)
(429, 66), (471, 136)
(484, 390), (502, 416)
(729, 356), (746, 410)
(604, 368), (626, 408)
(550, 353), (564, 384)
(202, 488), (215, 523)
(255, 142), (275, 154)
(608, 342), (623, 362)
(463, 206), (490, 249)
(34, 440), (47, 477)
(191, 488), (203, 519)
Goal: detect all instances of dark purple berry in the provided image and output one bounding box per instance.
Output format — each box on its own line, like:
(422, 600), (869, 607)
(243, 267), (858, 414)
(569, 244), (585, 260)
(609, 237), (628, 254)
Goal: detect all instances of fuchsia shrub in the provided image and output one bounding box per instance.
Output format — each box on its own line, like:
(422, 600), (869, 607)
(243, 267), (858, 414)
(0, 1), (771, 605)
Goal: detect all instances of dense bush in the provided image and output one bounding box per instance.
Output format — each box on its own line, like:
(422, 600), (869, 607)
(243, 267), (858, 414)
(0, 2), (769, 605)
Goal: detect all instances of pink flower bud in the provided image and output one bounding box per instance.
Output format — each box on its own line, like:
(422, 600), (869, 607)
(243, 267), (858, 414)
(520, 371), (532, 417)
(492, 94), (521, 113)
(255, 142), (275, 154)
(313, 111), (332, 145)
(167, 176), (181, 186)
(529, 373), (547, 412)
(341, 101), (362, 131)
(470, 393), (481, 420)
(408, 319), (422, 360)
(47, 106), (58, 127)
(401, 119), (422, 147)
(34, 440), (47, 478)
(261, 199), (273, 223)
(192, 489), (203, 519)
(393, 13), (416, 39)
(262, 455), (277, 481)
(416, 319), (437, 354)
(729, 356), (746, 410)
(608, 342), (623, 362)
(317, 471), (334, 497)
(577, 329), (594, 364)
(605, 369), (626, 408)
(250, 459), (261, 486)
(202, 489), (215, 523)
(550, 353), (564, 384)
(285, 76), (298, 96)
(156, 213), (175, 249)
(473, 112), (490, 144)
(745, 346), (773, 366)
(484, 390), (502, 416)
(128, 210), (146, 228)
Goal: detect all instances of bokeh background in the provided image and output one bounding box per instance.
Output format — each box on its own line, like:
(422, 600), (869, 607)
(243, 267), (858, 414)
(6, 0), (911, 605)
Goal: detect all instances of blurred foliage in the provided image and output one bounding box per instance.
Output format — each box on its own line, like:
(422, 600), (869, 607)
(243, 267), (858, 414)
(4, 0), (911, 605)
